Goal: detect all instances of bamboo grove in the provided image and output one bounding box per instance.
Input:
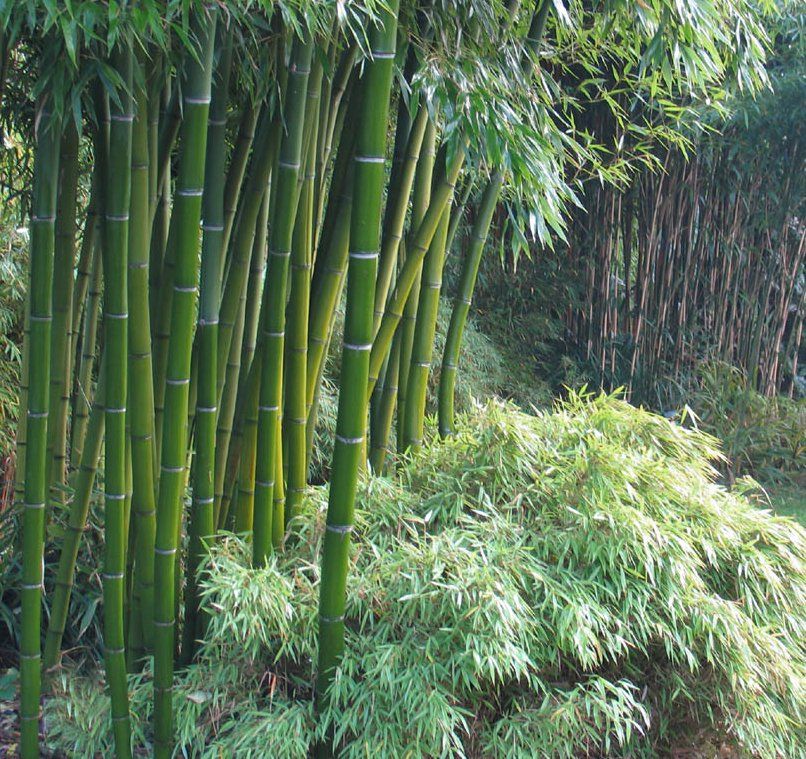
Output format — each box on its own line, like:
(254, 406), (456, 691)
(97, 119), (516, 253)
(0, 0), (775, 755)
(561, 68), (804, 404)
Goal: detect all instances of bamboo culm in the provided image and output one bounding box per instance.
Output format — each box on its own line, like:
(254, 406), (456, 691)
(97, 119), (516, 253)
(252, 36), (313, 566)
(438, 171), (502, 436)
(315, 5), (400, 746)
(102, 42), (134, 759)
(152, 10), (216, 756)
(19, 101), (60, 759)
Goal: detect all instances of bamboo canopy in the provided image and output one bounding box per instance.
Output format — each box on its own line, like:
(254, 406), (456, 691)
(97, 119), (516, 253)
(0, 0), (787, 754)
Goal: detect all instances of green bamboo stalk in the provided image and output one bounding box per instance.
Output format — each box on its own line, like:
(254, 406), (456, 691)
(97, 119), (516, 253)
(284, 58), (322, 524)
(368, 142), (467, 397)
(284, 170), (314, 522)
(436, 1), (548, 434)
(19, 100), (60, 759)
(315, 4), (399, 742)
(396, 118), (436, 449)
(183, 27), (233, 663)
(127, 49), (157, 660)
(221, 103), (260, 273)
(70, 170), (100, 362)
(102, 41), (134, 759)
(252, 36), (313, 566)
(438, 172), (502, 436)
(373, 105), (429, 334)
(153, 9), (216, 756)
(70, 249), (102, 468)
(13, 303), (29, 515)
(213, 209), (263, 527)
(216, 112), (278, 402)
(400, 204), (451, 451)
(43, 356), (106, 670)
(233, 376), (259, 533)
(47, 120), (79, 503)
(369, 326), (400, 472)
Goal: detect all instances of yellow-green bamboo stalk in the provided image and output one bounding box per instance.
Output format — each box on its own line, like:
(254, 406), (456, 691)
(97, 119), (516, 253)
(252, 36), (313, 565)
(102, 42), (134, 759)
(19, 100), (60, 759)
(153, 10), (216, 755)
(315, 5), (399, 746)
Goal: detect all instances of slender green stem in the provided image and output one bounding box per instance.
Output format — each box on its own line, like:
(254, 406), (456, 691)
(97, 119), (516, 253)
(183, 25), (233, 664)
(127, 49), (157, 660)
(153, 10), (216, 755)
(43, 356), (106, 670)
(252, 36), (313, 565)
(102, 42), (134, 759)
(47, 120), (79, 505)
(315, 5), (399, 745)
(438, 172), (502, 436)
(401, 204), (451, 451)
(19, 100), (60, 759)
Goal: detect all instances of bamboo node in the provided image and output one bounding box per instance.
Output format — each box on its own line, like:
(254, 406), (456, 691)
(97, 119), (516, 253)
(350, 250), (379, 260)
(27, 410), (48, 418)
(177, 188), (204, 197)
(155, 547), (178, 556)
(336, 434), (364, 445)
(167, 377), (191, 386)
(326, 523), (353, 534)
(319, 613), (345, 623)
(344, 342), (372, 351)
(355, 155), (385, 164)
(102, 573), (125, 580)
(105, 214), (130, 221)
(105, 493), (126, 501)
(258, 404), (279, 412)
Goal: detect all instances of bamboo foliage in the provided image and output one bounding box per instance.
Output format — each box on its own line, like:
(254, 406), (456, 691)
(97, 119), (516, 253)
(3, 1), (781, 756)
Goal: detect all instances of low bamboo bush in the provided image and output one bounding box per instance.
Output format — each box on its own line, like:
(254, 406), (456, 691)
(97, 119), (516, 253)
(44, 394), (806, 757)
(692, 361), (805, 482)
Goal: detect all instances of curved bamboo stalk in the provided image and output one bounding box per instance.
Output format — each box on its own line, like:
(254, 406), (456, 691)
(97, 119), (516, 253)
(43, 355), (106, 670)
(368, 141), (467, 397)
(396, 119), (436, 450)
(438, 171), (502, 436)
(400, 204), (451, 451)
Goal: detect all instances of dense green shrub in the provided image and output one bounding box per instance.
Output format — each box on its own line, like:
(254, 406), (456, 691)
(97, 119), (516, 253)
(45, 394), (805, 757)
(692, 361), (805, 482)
